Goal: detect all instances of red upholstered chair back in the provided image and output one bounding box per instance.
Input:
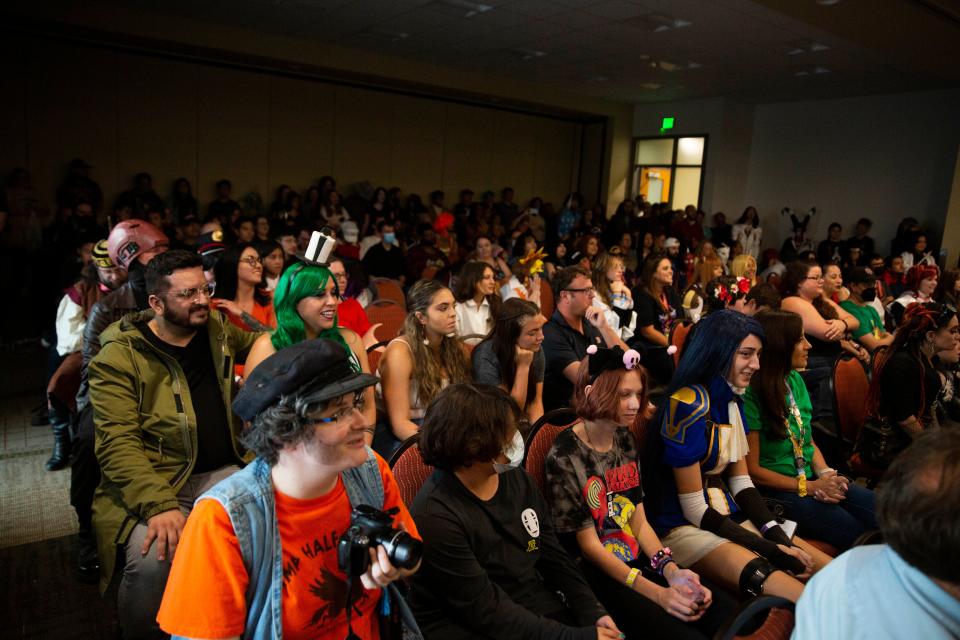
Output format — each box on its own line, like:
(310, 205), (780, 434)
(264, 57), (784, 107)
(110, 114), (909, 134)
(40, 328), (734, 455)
(388, 436), (434, 507)
(371, 278), (406, 309)
(832, 355), (869, 445)
(539, 277), (555, 319)
(670, 321), (692, 366)
(522, 408), (578, 494)
(736, 609), (795, 640)
(367, 347), (384, 375)
(367, 300), (407, 342)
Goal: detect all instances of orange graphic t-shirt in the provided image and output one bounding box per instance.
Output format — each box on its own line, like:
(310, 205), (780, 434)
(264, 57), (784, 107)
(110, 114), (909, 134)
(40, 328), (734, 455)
(158, 454), (419, 640)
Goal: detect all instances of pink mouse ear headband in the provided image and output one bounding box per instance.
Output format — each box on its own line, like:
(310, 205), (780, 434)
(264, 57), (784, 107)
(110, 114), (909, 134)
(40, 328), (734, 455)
(586, 344), (645, 382)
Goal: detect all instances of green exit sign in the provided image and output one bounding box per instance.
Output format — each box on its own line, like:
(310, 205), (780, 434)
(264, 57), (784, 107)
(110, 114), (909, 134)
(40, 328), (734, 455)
(660, 117), (675, 132)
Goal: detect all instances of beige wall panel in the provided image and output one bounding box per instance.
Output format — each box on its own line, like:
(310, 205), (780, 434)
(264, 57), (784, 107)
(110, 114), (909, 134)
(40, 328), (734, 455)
(389, 96), (445, 198)
(26, 41), (118, 210)
(196, 66), (270, 208)
(490, 112), (537, 206)
(442, 104), (494, 197)
(534, 119), (577, 207)
(267, 75), (334, 195)
(116, 56), (199, 200)
(332, 86), (393, 191)
(0, 38), (29, 178)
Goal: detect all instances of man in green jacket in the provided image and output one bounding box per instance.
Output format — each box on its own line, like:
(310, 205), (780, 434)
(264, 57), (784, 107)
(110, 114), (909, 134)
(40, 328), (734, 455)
(89, 249), (260, 639)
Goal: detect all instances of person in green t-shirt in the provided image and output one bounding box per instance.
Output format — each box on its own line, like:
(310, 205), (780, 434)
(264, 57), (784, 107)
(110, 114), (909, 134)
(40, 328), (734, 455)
(840, 266), (894, 353)
(743, 310), (877, 551)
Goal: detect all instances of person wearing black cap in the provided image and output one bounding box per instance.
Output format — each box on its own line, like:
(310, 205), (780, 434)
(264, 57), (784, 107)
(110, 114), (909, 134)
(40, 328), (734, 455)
(158, 339), (421, 640)
(840, 267), (894, 353)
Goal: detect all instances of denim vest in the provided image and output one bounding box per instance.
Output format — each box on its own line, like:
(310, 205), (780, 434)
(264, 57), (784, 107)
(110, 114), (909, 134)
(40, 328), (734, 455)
(173, 448), (419, 640)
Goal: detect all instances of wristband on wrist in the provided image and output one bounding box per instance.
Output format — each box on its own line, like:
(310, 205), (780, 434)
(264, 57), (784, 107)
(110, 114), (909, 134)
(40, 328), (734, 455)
(760, 520), (779, 535)
(625, 568), (640, 588)
(797, 475), (807, 497)
(650, 548), (675, 576)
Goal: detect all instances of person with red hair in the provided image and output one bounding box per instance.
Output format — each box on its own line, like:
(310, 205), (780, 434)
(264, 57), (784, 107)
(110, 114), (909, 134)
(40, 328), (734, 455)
(857, 302), (959, 470)
(545, 345), (737, 639)
(890, 264), (939, 326)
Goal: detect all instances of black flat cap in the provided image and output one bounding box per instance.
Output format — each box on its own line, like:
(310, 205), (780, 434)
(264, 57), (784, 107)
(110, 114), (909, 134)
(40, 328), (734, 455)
(233, 339), (378, 421)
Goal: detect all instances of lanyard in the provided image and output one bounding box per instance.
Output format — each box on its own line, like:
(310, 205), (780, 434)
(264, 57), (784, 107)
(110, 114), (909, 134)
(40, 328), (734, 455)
(785, 385), (807, 478)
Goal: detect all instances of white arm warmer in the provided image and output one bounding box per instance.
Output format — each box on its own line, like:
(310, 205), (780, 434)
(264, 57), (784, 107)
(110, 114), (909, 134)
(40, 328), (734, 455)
(679, 491), (709, 527)
(727, 474), (755, 497)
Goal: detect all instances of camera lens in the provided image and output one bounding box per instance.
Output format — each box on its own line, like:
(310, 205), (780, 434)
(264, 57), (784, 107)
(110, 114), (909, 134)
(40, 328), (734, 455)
(378, 530), (423, 570)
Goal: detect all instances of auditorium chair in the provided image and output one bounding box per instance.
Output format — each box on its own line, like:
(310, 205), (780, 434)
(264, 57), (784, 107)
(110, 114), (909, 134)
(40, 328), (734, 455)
(366, 299), (406, 342)
(539, 277), (555, 319)
(713, 596), (795, 640)
(831, 354), (870, 453)
(371, 277), (406, 308)
(669, 321), (692, 366)
(388, 435), (434, 506)
(522, 408), (578, 494)
(366, 341), (390, 374)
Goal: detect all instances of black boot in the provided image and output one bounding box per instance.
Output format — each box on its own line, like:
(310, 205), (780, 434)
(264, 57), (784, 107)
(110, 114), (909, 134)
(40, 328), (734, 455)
(77, 528), (100, 583)
(45, 423), (72, 471)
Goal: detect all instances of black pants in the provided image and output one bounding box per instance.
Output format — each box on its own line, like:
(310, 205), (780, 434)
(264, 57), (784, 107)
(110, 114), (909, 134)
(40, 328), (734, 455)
(581, 559), (738, 640)
(70, 404), (101, 538)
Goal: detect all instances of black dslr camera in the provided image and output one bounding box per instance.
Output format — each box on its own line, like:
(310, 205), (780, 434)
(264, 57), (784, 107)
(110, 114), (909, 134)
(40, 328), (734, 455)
(337, 505), (423, 577)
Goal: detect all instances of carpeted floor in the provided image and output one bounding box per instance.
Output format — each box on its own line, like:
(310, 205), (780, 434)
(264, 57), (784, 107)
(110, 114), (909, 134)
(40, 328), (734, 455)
(0, 344), (119, 638)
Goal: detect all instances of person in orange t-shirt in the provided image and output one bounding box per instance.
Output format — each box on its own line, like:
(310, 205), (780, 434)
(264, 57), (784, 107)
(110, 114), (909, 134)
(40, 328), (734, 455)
(158, 339), (420, 640)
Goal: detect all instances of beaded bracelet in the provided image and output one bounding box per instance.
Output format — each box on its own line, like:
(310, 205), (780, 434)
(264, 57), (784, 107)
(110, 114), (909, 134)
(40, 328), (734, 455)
(650, 548), (675, 576)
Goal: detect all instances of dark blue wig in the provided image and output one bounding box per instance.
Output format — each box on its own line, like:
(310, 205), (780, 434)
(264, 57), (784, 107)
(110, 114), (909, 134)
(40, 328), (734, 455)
(664, 310), (765, 400)
(642, 310), (765, 514)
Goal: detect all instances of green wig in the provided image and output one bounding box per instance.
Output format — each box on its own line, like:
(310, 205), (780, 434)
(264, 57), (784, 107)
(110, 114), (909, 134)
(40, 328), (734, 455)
(271, 263), (351, 355)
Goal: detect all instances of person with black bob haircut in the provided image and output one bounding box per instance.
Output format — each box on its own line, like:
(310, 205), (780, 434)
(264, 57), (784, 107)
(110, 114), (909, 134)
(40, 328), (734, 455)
(411, 383), (623, 640)
(158, 339), (421, 640)
(794, 428), (960, 638)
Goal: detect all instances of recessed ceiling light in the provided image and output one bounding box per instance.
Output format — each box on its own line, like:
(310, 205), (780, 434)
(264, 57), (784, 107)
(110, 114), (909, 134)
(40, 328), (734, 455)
(816, 0), (842, 5)
(626, 13), (693, 32)
(640, 83), (663, 90)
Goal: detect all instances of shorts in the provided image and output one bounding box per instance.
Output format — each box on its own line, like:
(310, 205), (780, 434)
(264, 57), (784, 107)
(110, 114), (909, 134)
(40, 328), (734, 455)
(662, 520), (760, 566)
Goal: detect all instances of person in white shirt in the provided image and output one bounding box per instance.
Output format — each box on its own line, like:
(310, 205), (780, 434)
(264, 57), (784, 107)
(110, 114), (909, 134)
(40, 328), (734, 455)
(455, 261), (500, 344)
(591, 251), (636, 341)
(732, 206), (763, 259)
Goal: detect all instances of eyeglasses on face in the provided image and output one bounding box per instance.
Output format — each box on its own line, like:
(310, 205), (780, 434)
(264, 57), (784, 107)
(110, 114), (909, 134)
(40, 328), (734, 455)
(164, 283), (216, 301)
(304, 392), (365, 425)
(804, 275), (824, 281)
(563, 286), (595, 295)
(239, 256), (262, 267)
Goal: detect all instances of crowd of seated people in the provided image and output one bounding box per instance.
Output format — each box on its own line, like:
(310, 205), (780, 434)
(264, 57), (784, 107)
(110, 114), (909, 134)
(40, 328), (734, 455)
(4, 160), (960, 639)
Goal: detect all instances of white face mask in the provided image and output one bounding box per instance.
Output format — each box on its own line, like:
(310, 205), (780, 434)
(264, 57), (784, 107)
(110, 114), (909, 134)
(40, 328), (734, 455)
(493, 430), (524, 474)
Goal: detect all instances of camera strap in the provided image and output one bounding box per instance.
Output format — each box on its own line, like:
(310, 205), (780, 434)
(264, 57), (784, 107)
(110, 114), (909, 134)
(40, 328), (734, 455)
(341, 448), (423, 640)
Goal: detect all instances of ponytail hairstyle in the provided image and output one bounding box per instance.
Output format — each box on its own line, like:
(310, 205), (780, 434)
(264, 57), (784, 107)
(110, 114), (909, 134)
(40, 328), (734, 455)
(401, 279), (471, 407)
(867, 302), (957, 420)
(271, 263), (349, 355)
(751, 310), (805, 440)
(476, 298), (541, 406)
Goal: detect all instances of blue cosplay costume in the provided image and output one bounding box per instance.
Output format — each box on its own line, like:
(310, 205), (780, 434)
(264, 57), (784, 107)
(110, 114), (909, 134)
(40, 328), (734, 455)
(653, 375), (751, 536)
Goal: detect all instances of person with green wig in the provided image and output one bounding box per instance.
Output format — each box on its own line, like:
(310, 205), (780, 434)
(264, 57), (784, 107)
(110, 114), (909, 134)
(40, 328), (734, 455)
(244, 261), (377, 443)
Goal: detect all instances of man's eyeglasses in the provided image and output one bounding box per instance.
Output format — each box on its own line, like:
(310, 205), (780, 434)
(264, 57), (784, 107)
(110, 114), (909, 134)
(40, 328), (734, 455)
(239, 256), (262, 267)
(164, 283), (216, 301)
(304, 392), (365, 425)
(563, 287), (595, 295)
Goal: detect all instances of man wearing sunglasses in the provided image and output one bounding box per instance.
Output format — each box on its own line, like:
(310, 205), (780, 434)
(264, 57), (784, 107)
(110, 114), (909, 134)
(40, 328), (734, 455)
(88, 250), (261, 639)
